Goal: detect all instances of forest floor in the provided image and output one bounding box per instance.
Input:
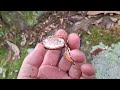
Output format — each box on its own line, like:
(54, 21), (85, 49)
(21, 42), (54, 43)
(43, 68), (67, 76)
(1, 11), (120, 79)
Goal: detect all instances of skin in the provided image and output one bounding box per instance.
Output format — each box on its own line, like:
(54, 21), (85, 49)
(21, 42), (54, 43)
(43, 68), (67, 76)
(17, 29), (96, 79)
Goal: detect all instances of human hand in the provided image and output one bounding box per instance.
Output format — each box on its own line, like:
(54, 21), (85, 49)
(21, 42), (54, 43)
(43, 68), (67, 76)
(17, 29), (95, 79)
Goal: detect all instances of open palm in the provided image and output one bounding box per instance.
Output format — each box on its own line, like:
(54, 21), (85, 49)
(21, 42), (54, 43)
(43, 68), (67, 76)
(17, 29), (95, 79)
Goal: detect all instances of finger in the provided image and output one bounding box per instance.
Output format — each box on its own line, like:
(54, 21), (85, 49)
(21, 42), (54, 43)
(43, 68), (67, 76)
(68, 49), (87, 79)
(58, 33), (81, 72)
(81, 64), (96, 79)
(17, 43), (46, 79)
(37, 65), (71, 79)
(42, 29), (68, 66)
(67, 33), (80, 50)
(58, 49), (86, 73)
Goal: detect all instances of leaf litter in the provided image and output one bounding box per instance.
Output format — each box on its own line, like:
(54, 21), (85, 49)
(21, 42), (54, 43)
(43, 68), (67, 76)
(1, 11), (120, 78)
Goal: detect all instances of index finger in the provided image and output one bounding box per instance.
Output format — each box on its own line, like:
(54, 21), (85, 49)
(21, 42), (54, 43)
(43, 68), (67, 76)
(41, 29), (68, 66)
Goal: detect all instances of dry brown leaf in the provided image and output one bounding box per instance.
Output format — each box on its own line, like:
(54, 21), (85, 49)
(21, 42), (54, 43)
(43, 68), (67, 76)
(87, 11), (120, 16)
(60, 18), (64, 24)
(109, 17), (118, 22)
(5, 40), (20, 60)
(87, 11), (105, 16)
(98, 16), (115, 29)
(68, 15), (83, 23)
(72, 17), (96, 34)
(92, 17), (103, 25)
(104, 11), (120, 15)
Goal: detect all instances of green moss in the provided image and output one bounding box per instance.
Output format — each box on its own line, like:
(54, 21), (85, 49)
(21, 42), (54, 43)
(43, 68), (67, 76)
(83, 26), (120, 46)
(0, 46), (8, 60)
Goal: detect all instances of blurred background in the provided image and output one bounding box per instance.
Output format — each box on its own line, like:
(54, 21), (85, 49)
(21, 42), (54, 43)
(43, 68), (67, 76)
(0, 11), (120, 79)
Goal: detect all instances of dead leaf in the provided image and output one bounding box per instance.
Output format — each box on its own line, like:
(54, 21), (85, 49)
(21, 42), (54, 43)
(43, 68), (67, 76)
(60, 18), (64, 24)
(72, 17), (96, 34)
(87, 11), (120, 16)
(98, 16), (115, 29)
(87, 11), (105, 16)
(104, 11), (120, 15)
(21, 33), (27, 46)
(91, 48), (104, 56)
(109, 17), (118, 22)
(68, 15), (83, 23)
(5, 40), (20, 60)
(92, 17), (103, 25)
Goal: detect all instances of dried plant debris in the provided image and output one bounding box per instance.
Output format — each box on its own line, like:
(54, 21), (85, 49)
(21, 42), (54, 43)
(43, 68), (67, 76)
(87, 11), (120, 16)
(77, 11), (88, 16)
(20, 33), (27, 46)
(68, 15), (83, 23)
(5, 40), (20, 60)
(71, 17), (97, 34)
(98, 16), (115, 29)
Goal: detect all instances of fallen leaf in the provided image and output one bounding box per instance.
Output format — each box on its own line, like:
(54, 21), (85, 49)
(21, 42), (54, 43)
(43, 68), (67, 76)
(60, 18), (64, 24)
(20, 33), (27, 46)
(87, 11), (105, 16)
(72, 17), (96, 34)
(91, 48), (104, 56)
(92, 17), (103, 25)
(68, 15), (83, 23)
(109, 17), (118, 22)
(87, 11), (120, 16)
(5, 40), (20, 60)
(98, 16), (115, 29)
(104, 11), (120, 15)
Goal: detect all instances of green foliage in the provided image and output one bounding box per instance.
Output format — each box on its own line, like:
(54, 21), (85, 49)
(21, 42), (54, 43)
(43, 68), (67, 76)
(0, 11), (45, 31)
(20, 11), (45, 26)
(83, 26), (120, 46)
(0, 46), (28, 79)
